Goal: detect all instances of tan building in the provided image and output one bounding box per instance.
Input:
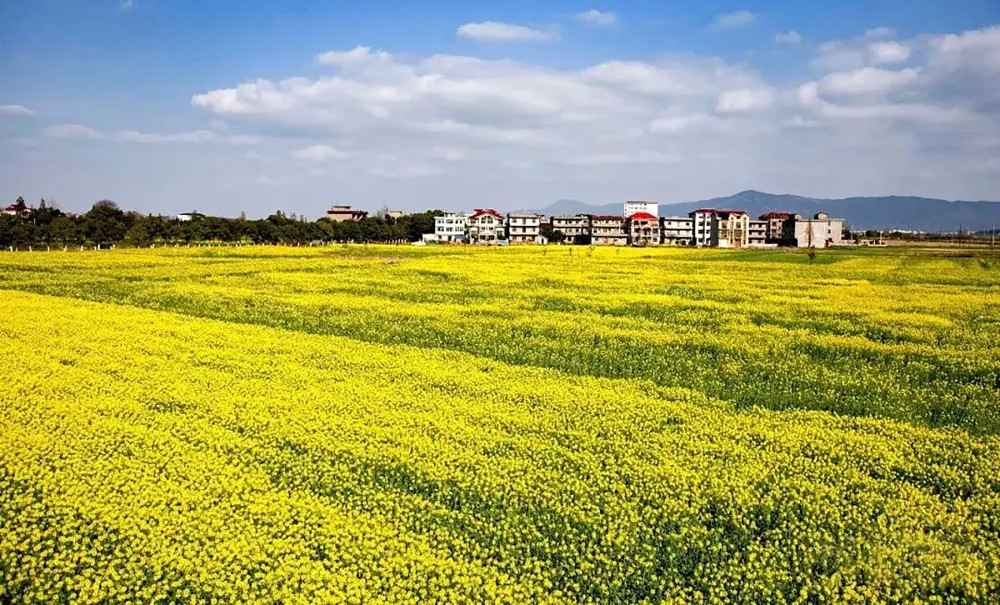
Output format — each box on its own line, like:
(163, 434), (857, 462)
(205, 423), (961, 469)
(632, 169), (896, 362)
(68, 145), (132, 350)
(713, 210), (750, 248)
(627, 212), (660, 246)
(591, 215), (628, 245)
(326, 205), (369, 222)
(551, 214), (591, 244)
(689, 208), (749, 247)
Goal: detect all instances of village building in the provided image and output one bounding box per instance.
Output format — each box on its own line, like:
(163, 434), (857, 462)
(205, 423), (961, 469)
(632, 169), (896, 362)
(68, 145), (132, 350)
(627, 212), (660, 246)
(326, 205), (369, 222)
(759, 211), (793, 243)
(660, 216), (694, 245)
(468, 209), (506, 245)
(749, 220), (768, 247)
(3, 197), (30, 218)
(689, 209), (750, 247)
(786, 212), (845, 248)
(623, 200), (658, 218)
(712, 210), (750, 248)
(507, 212), (545, 244)
(177, 211), (206, 222)
(431, 212), (469, 242)
(591, 215), (628, 246)
(690, 209), (715, 247)
(550, 214), (591, 244)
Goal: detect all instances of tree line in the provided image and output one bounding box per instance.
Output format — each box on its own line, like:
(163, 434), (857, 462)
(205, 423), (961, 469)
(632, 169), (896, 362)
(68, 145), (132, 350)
(0, 198), (442, 249)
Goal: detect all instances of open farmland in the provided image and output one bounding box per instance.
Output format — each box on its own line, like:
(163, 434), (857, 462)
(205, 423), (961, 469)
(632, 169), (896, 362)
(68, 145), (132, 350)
(1, 245), (999, 602)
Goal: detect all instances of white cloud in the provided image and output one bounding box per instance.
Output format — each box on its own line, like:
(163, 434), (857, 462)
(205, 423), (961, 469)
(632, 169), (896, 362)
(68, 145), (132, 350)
(120, 0), (134, 10)
(112, 130), (258, 144)
(775, 30), (802, 45)
(245, 151), (273, 162)
(930, 25), (1000, 72)
(865, 27), (895, 40)
(291, 144), (351, 162)
(431, 147), (466, 161)
(317, 45), (393, 67)
(369, 162), (443, 178)
(44, 124), (103, 139)
(170, 24), (1000, 210)
(563, 150), (678, 165)
(869, 41), (911, 64)
(576, 9), (617, 27)
(648, 113), (715, 134)
(0, 104), (36, 116)
(716, 88), (774, 113)
(818, 67), (920, 97)
(711, 10), (754, 31)
(456, 21), (555, 42)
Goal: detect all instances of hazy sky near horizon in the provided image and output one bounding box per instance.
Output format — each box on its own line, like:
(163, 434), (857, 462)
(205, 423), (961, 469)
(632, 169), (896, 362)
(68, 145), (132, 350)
(1, 1), (999, 217)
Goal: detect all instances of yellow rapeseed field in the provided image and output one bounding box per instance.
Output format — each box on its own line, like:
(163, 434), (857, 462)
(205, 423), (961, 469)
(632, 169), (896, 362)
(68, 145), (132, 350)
(1, 245), (998, 602)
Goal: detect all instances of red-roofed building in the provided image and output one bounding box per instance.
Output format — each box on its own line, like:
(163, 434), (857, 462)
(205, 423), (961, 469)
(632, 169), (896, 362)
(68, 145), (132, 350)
(627, 212), (660, 246)
(468, 208), (506, 244)
(326, 205), (368, 222)
(3, 197), (30, 218)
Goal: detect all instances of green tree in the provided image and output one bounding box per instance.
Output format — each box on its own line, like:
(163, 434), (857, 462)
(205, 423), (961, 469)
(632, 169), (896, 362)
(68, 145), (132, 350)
(123, 219), (152, 247)
(50, 216), (81, 245)
(85, 200), (127, 245)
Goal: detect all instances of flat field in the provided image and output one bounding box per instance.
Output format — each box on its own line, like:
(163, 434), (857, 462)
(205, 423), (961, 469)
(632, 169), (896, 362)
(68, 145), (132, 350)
(1, 245), (999, 602)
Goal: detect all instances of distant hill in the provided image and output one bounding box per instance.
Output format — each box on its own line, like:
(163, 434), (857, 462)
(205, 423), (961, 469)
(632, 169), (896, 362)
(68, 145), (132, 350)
(534, 190), (1000, 232)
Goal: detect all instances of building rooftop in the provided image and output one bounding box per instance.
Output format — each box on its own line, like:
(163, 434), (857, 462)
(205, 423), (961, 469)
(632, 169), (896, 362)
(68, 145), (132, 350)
(469, 208), (504, 220)
(628, 212), (658, 221)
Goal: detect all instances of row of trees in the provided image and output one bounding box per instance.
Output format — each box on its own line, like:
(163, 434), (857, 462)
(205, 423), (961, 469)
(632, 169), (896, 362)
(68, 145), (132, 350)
(0, 198), (441, 248)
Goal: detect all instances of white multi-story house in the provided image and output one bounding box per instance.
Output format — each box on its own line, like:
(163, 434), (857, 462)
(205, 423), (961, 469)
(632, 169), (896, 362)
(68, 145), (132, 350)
(691, 209), (715, 247)
(661, 216), (694, 245)
(468, 209), (506, 245)
(506, 212), (544, 244)
(432, 212), (469, 242)
(550, 214), (591, 244)
(591, 216), (628, 246)
(749, 220), (768, 247)
(789, 212), (844, 248)
(623, 200), (658, 218)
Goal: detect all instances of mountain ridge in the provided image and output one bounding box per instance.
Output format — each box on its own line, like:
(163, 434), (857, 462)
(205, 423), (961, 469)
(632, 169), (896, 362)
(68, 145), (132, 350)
(530, 190), (1000, 231)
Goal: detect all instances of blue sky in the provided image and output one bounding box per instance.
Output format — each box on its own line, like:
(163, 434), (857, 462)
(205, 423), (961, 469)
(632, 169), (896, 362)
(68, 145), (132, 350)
(2, 1), (999, 216)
